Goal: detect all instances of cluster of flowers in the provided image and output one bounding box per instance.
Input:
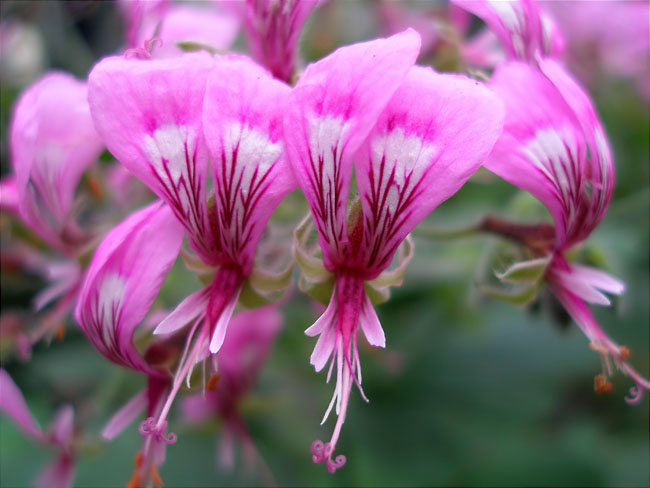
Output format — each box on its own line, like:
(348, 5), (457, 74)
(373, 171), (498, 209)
(1, 1), (648, 486)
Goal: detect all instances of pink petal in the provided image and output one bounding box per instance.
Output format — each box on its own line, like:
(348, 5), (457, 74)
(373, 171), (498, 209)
(486, 61), (587, 247)
(305, 294), (337, 338)
(568, 264), (625, 296)
(356, 65), (504, 274)
(209, 285), (243, 354)
(153, 285), (210, 335)
(243, 0), (319, 81)
(101, 389), (147, 440)
(309, 314), (338, 373)
(359, 294), (385, 348)
(88, 52), (217, 262)
(202, 55), (296, 274)
(0, 369), (45, 442)
(75, 202), (184, 375)
(284, 29), (421, 270)
(10, 72), (103, 248)
(180, 393), (215, 425)
(117, 0), (170, 47)
(452, 0), (555, 60)
(48, 405), (74, 448)
(148, 4), (240, 59)
(0, 177), (19, 215)
(538, 58), (614, 243)
(34, 454), (75, 488)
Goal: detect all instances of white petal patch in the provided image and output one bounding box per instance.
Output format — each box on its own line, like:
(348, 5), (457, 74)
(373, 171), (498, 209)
(369, 128), (436, 216)
(143, 124), (210, 255)
(144, 125), (193, 185)
(305, 116), (348, 253)
(523, 127), (581, 230)
(94, 273), (127, 349)
(488, 0), (527, 57)
(362, 128), (436, 269)
(215, 122), (283, 260)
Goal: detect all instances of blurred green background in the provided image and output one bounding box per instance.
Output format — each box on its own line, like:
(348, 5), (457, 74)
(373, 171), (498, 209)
(1, 1), (648, 487)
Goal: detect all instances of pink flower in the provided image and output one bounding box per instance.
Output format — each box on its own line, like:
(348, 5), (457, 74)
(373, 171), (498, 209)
(75, 201), (184, 485)
(0, 369), (76, 488)
(284, 29), (504, 472)
(545, 1), (650, 100)
(485, 59), (649, 403)
(124, 1), (241, 60)
(9, 72), (104, 255)
(5, 72), (104, 351)
(453, 0), (563, 64)
(181, 306), (282, 472)
(88, 52), (296, 449)
(243, 0), (319, 82)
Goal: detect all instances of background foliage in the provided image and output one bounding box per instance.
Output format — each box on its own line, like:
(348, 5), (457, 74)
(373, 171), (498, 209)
(1, 1), (648, 486)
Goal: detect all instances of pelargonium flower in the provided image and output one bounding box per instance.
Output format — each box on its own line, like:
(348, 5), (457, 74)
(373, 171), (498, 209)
(0, 369), (76, 488)
(284, 29), (505, 472)
(181, 306), (282, 472)
(485, 59), (650, 402)
(452, 0), (563, 64)
(243, 0), (319, 82)
(2, 72), (103, 350)
(9, 72), (103, 254)
(88, 52), (296, 447)
(75, 201), (185, 486)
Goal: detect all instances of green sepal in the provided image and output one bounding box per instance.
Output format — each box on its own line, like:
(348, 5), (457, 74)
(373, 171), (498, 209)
(293, 214), (332, 283)
(180, 248), (217, 285)
(480, 282), (540, 306)
(239, 261), (294, 309)
(495, 255), (551, 284)
(298, 274), (335, 306)
(365, 235), (414, 305)
(176, 41), (219, 55)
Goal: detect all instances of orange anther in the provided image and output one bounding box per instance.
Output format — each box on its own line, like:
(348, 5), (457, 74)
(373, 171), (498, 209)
(88, 175), (104, 200)
(134, 451), (143, 468)
(151, 464), (164, 487)
(206, 373), (221, 391)
(125, 469), (140, 488)
(55, 323), (66, 342)
(619, 345), (630, 360)
(594, 374), (613, 394)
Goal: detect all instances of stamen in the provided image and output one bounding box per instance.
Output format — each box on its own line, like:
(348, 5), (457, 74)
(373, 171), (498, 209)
(206, 373), (221, 391)
(139, 418), (177, 444)
(594, 374), (613, 394)
(151, 464), (164, 488)
(55, 322), (65, 342)
(125, 468), (140, 488)
(134, 451), (143, 468)
(619, 345), (630, 360)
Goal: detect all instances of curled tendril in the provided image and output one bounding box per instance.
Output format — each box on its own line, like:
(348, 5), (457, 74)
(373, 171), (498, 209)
(311, 440), (326, 463)
(138, 417), (178, 444)
(311, 440), (346, 473)
(123, 36), (163, 60)
(327, 455), (346, 474)
(145, 36), (163, 53)
(624, 384), (644, 405)
(124, 47), (151, 60)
